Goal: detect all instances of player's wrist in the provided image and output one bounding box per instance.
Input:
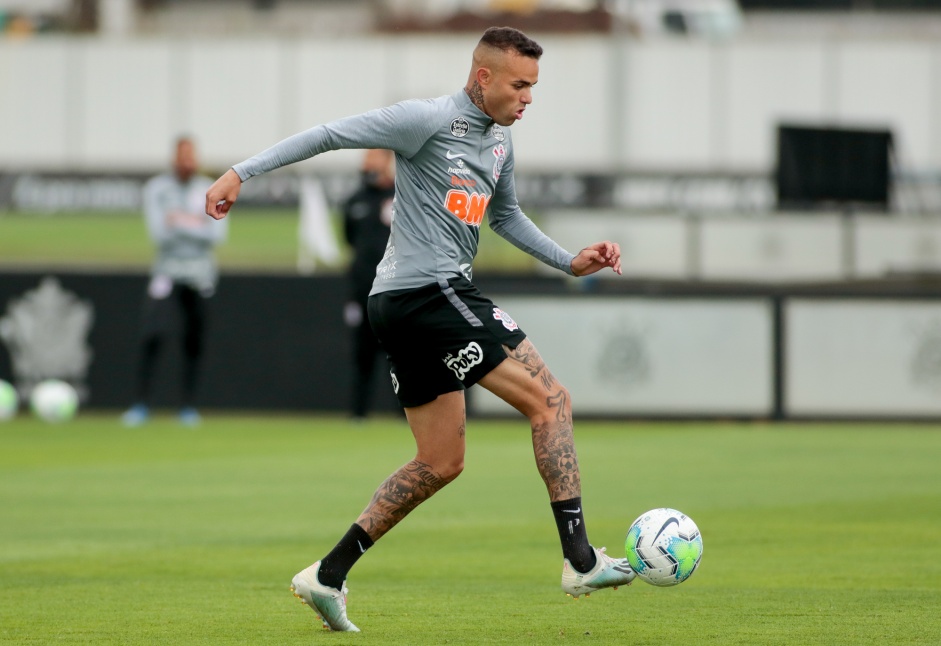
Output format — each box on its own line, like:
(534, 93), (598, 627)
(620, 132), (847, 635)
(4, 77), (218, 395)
(229, 167), (247, 183)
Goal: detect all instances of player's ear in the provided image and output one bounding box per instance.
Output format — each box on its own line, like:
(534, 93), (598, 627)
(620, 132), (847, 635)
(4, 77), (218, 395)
(476, 66), (492, 89)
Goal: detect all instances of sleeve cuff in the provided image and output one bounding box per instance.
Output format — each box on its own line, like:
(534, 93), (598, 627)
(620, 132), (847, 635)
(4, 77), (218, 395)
(232, 164), (250, 182)
(562, 253), (577, 276)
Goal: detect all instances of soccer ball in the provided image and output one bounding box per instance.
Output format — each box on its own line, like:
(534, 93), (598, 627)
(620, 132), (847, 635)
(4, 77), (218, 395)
(625, 507), (703, 587)
(0, 379), (18, 421)
(30, 380), (79, 423)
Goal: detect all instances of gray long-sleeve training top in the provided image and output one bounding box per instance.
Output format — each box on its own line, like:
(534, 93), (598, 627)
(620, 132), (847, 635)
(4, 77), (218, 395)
(232, 88), (576, 295)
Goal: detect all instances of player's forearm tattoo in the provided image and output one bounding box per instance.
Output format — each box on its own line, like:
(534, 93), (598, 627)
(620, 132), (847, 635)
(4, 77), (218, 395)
(466, 82), (486, 114)
(357, 459), (449, 540)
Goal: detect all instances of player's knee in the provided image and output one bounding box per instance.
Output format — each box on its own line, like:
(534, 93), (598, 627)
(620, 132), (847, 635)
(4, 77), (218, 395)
(529, 383), (572, 426)
(438, 456), (464, 484)
(415, 451), (464, 486)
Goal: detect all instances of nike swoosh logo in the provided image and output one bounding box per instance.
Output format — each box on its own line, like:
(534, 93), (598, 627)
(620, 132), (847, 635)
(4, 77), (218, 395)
(563, 507), (581, 514)
(445, 150), (466, 160)
(652, 517), (680, 542)
(357, 541), (366, 554)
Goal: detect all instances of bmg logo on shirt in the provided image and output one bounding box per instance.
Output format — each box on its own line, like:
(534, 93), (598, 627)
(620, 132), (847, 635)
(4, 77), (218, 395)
(444, 189), (491, 227)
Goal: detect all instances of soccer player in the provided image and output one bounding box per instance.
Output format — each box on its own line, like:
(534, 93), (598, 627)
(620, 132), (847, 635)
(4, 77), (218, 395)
(342, 149), (396, 420)
(122, 136), (228, 427)
(206, 27), (632, 632)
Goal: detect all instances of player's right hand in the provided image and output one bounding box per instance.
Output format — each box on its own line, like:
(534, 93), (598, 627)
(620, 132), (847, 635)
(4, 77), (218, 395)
(205, 168), (242, 220)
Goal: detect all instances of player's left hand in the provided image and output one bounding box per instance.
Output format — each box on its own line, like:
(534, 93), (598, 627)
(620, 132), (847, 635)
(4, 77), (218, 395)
(571, 240), (622, 276)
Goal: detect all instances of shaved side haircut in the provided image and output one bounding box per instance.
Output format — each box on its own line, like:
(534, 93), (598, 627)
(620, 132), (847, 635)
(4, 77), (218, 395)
(477, 26), (543, 60)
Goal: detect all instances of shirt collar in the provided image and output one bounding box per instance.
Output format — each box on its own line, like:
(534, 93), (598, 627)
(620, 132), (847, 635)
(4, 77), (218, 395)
(453, 88), (494, 129)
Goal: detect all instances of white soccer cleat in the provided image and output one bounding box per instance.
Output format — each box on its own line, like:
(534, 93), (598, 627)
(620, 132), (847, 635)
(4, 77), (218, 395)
(290, 561), (360, 632)
(561, 546), (635, 598)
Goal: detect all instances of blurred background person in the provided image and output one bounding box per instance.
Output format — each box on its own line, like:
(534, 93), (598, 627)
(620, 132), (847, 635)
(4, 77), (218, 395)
(122, 136), (228, 427)
(342, 149), (395, 421)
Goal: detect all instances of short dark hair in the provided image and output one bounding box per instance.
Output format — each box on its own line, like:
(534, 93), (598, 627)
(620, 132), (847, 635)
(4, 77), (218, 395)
(478, 26), (543, 59)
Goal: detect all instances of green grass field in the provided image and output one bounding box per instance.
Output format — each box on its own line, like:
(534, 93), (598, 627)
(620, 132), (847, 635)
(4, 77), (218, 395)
(0, 209), (533, 273)
(2, 415), (940, 645)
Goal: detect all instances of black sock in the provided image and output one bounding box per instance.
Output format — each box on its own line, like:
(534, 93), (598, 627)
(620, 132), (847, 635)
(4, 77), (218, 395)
(550, 497), (596, 573)
(317, 524), (374, 590)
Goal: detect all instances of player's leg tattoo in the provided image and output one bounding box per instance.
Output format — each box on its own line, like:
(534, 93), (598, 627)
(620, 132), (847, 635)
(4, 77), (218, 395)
(533, 389), (581, 501)
(506, 340), (581, 502)
(356, 458), (455, 541)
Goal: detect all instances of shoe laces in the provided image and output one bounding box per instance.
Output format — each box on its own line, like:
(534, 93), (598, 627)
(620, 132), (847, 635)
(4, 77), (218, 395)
(596, 547), (619, 566)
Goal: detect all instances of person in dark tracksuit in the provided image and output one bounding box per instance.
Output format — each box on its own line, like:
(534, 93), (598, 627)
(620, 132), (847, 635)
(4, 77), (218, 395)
(342, 149), (395, 420)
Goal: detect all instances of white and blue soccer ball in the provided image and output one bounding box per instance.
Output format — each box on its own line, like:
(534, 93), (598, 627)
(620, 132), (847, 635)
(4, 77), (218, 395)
(0, 379), (18, 421)
(625, 507), (703, 587)
(30, 380), (79, 423)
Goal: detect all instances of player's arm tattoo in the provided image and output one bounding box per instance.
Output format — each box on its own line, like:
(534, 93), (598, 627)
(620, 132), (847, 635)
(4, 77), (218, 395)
(357, 459), (450, 540)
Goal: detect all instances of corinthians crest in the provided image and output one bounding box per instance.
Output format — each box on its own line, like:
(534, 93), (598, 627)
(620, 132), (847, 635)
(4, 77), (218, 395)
(0, 277), (94, 400)
(596, 319), (651, 390)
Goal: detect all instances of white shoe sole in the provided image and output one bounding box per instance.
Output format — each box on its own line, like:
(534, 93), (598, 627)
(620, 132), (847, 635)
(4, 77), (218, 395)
(290, 564), (360, 632)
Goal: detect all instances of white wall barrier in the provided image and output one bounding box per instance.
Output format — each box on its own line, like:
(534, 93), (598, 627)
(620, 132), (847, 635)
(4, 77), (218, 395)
(469, 294), (941, 419)
(3, 267), (938, 418)
(471, 297), (774, 417)
(2, 35), (941, 174)
(698, 215), (845, 282)
(854, 216), (941, 278)
(786, 300), (941, 418)
(537, 212), (690, 279)
(540, 212), (941, 283)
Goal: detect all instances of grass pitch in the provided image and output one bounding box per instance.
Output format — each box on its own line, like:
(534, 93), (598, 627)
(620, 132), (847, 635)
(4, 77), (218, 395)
(1, 415), (940, 645)
(0, 209), (532, 274)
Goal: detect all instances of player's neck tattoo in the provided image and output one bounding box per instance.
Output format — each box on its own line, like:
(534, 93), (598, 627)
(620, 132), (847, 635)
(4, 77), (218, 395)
(466, 82), (486, 115)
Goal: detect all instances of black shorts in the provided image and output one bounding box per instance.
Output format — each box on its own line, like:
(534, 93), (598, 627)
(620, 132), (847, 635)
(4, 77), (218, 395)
(367, 276), (527, 408)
